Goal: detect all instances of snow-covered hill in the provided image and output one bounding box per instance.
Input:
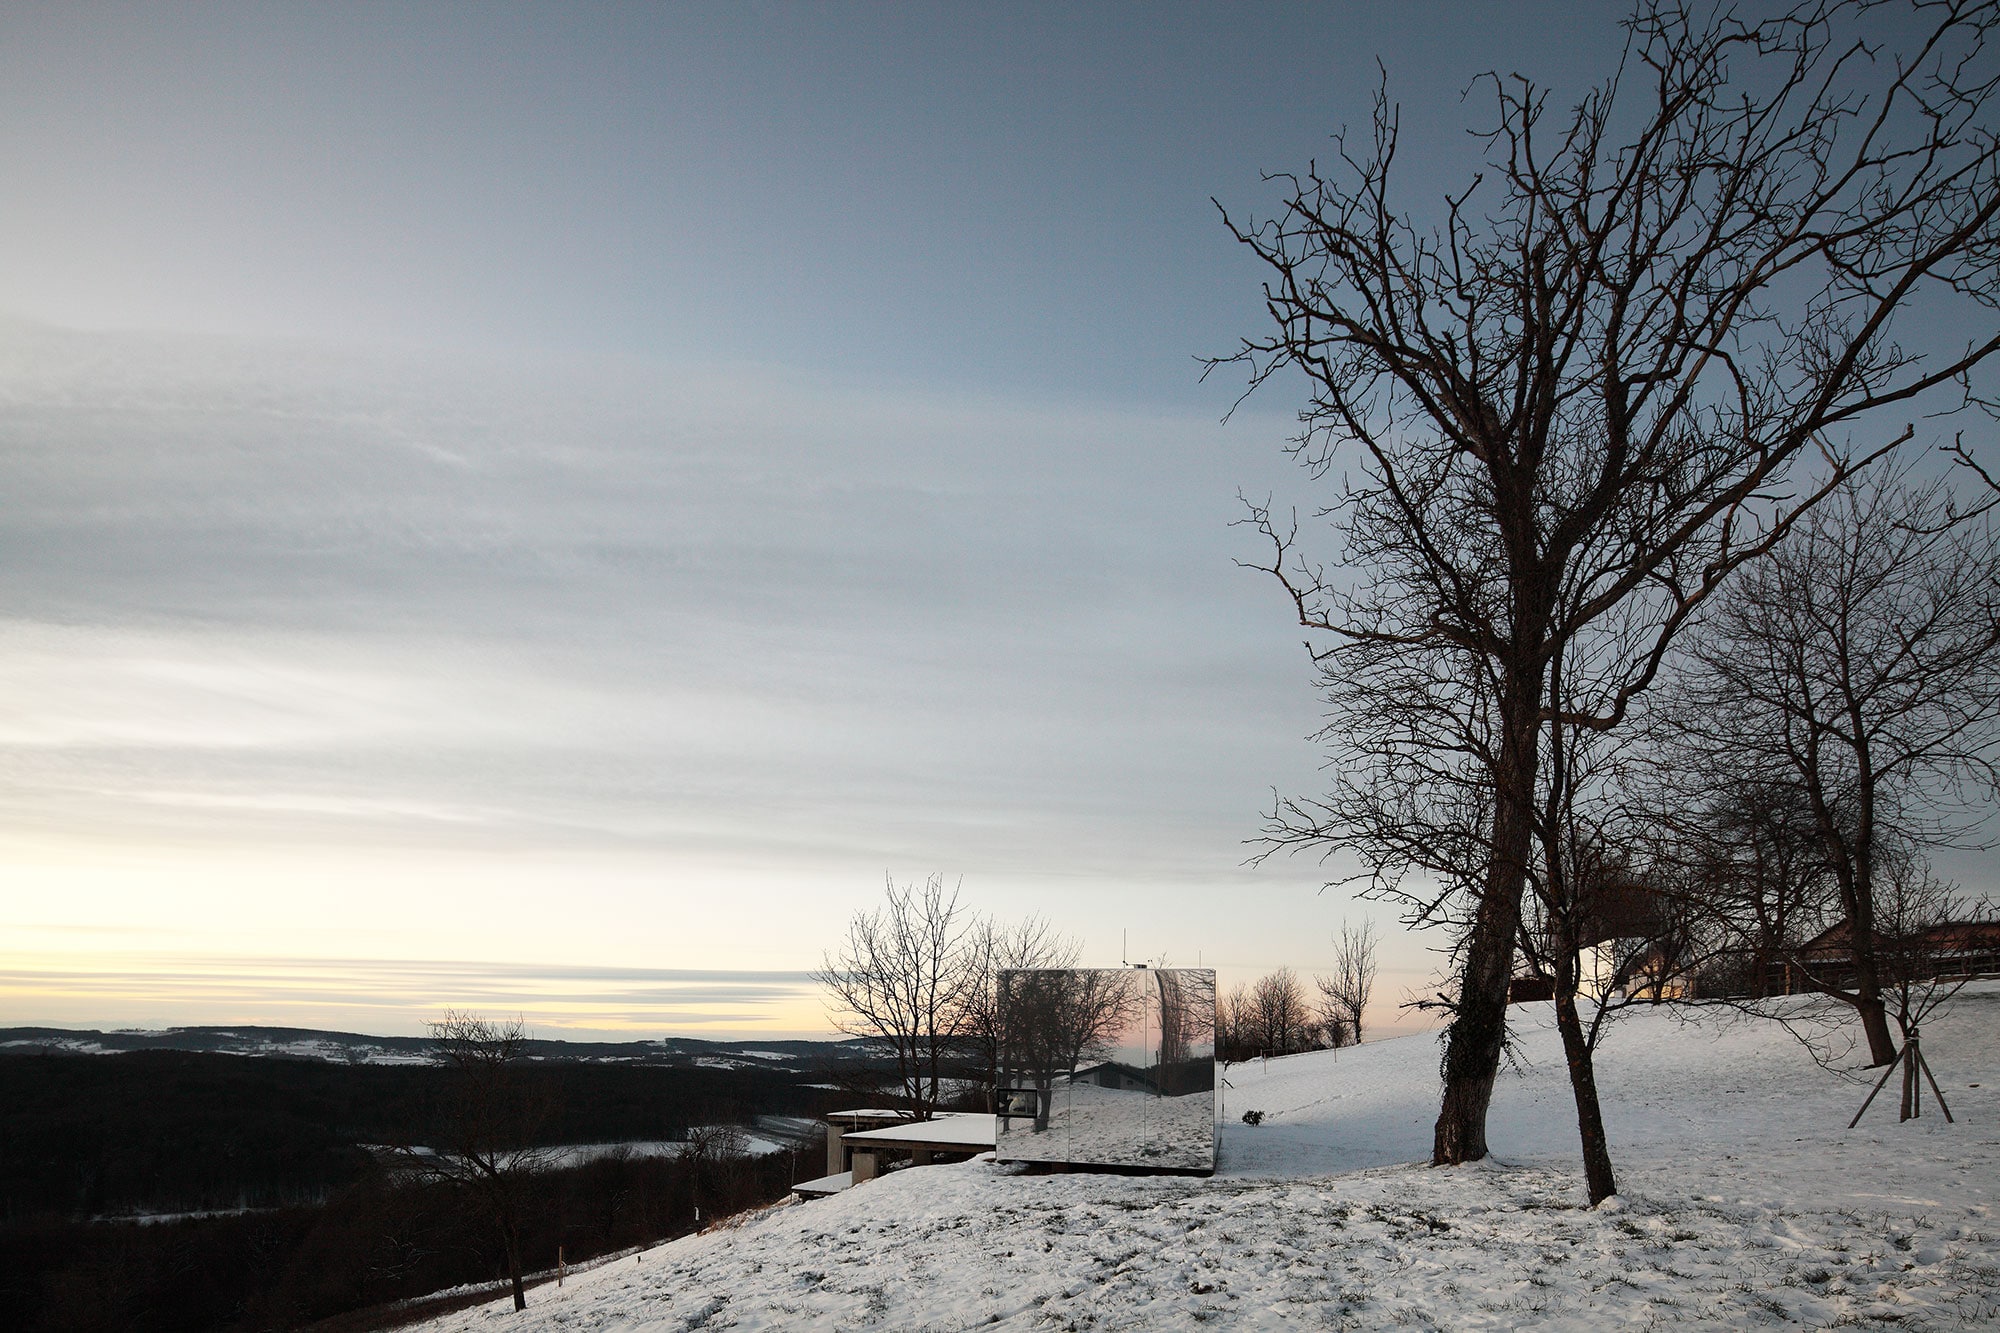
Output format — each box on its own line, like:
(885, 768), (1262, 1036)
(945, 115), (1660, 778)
(414, 987), (2000, 1330)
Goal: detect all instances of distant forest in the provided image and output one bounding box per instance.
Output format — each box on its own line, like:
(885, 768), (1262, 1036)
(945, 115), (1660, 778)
(0, 1048), (863, 1331)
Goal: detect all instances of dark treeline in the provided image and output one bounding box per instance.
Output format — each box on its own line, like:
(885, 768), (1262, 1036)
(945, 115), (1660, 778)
(1, 1050), (840, 1218)
(0, 1049), (857, 1331)
(0, 1147), (805, 1333)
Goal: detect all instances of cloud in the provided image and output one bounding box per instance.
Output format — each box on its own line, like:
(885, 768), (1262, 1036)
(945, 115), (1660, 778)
(0, 951), (822, 1037)
(0, 321), (1321, 872)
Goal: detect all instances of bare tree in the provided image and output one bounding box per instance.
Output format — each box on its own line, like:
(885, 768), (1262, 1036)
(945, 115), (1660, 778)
(1869, 847), (1994, 1044)
(1217, 983), (1258, 1063)
(1673, 470), (2000, 1064)
(1517, 688), (1661, 1205)
(1311, 982), (1354, 1049)
(403, 1011), (556, 1312)
(684, 1123), (749, 1228)
(1250, 966), (1317, 1055)
(957, 915), (1080, 1108)
(1666, 778), (1833, 1001)
(1316, 920), (1380, 1045)
(813, 873), (978, 1119)
(1218, 0), (2000, 1168)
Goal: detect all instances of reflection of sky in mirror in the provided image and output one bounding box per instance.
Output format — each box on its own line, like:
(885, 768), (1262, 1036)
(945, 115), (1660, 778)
(1109, 988), (1153, 1074)
(1101, 970), (1216, 1075)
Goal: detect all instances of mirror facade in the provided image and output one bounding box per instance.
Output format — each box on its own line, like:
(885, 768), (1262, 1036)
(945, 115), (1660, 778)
(995, 967), (1216, 1173)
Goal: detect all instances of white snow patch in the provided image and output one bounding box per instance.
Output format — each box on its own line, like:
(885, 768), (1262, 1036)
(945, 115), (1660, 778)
(537, 1130), (793, 1168)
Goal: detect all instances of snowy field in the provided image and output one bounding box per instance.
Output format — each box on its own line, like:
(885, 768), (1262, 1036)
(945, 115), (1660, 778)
(538, 1134), (792, 1168)
(412, 986), (2000, 1330)
(502, 1118), (825, 1169)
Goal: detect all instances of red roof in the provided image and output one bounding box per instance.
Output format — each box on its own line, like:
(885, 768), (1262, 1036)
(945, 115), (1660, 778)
(1798, 919), (2000, 956)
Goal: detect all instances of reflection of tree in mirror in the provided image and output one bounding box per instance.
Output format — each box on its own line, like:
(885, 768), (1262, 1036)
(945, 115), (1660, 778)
(999, 970), (1137, 1131)
(997, 969), (1219, 1174)
(1152, 968), (1216, 1096)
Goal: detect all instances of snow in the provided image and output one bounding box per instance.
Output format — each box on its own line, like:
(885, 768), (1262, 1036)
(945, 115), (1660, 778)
(842, 1113), (995, 1150)
(381, 1129), (800, 1172)
(406, 985), (2000, 1330)
(91, 1206), (275, 1225)
(536, 1131), (794, 1167)
(792, 1171), (852, 1197)
(1000, 1084), (1213, 1171)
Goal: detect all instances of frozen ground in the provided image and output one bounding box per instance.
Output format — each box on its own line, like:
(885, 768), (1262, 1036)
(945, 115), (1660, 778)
(411, 986), (2000, 1330)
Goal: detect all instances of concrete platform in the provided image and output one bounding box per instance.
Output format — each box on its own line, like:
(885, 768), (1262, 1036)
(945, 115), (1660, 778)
(839, 1113), (995, 1153)
(792, 1170), (853, 1198)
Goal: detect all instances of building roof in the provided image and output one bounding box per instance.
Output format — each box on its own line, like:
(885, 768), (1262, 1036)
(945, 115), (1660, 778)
(1068, 1061), (1160, 1091)
(792, 1170), (853, 1197)
(1798, 919), (2000, 956)
(839, 1112), (996, 1151)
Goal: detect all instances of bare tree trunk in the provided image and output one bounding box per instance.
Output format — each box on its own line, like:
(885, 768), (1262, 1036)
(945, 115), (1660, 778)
(504, 1220), (526, 1312)
(1850, 949), (1900, 1068)
(1432, 900), (1515, 1164)
(1845, 802), (1900, 1069)
(1552, 960), (1617, 1205)
(1435, 687), (1537, 1165)
(1804, 742), (1901, 1066)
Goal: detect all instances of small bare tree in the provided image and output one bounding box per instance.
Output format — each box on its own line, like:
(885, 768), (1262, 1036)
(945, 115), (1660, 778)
(1311, 983), (1353, 1049)
(1152, 966), (1218, 1085)
(1871, 849), (1993, 1045)
(1316, 920), (1380, 1045)
(404, 1011), (556, 1313)
(684, 1123), (749, 1227)
(813, 873), (978, 1119)
(1673, 470), (2000, 1064)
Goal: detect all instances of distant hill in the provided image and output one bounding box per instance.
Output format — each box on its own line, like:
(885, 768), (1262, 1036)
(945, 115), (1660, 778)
(0, 1024), (888, 1073)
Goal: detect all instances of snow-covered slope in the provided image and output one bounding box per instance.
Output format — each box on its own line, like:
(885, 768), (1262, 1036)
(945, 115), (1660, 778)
(414, 986), (2000, 1330)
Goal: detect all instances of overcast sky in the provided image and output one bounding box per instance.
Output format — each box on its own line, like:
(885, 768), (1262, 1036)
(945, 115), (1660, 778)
(3, 2), (1978, 1040)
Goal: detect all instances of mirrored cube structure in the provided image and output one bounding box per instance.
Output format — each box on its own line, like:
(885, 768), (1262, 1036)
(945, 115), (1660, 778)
(995, 967), (1217, 1174)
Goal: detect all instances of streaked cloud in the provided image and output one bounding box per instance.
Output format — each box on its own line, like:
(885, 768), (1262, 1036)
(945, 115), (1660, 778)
(0, 952), (822, 1038)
